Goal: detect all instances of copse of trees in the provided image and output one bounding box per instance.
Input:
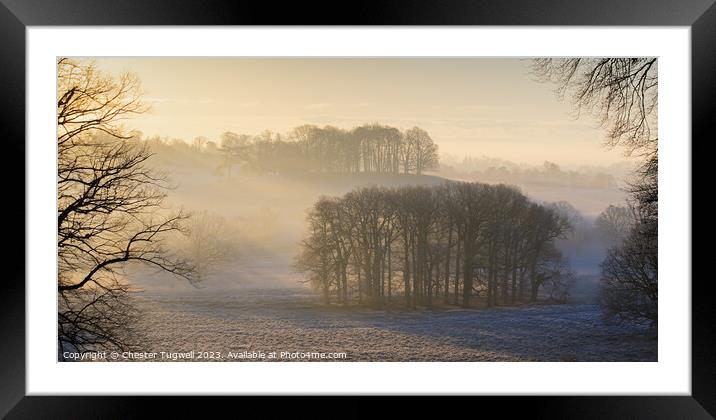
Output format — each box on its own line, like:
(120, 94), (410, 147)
(217, 123), (439, 177)
(296, 182), (574, 309)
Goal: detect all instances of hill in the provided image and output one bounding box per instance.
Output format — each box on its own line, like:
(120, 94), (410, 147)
(134, 163), (449, 291)
(136, 154), (619, 296)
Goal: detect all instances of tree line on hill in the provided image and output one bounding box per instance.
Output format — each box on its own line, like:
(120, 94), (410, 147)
(296, 182), (575, 308)
(440, 156), (624, 189)
(215, 124), (439, 176)
(135, 123), (440, 177)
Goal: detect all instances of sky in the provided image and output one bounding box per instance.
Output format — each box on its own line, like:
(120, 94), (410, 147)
(93, 58), (631, 167)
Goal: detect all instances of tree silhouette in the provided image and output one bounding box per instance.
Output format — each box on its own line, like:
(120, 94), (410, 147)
(57, 58), (195, 357)
(532, 58), (658, 324)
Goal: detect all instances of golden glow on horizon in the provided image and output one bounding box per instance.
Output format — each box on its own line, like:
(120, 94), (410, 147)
(93, 57), (633, 167)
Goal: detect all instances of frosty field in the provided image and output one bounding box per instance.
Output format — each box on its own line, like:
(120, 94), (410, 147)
(131, 288), (657, 362)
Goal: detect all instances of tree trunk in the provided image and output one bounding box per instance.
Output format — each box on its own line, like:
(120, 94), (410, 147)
(387, 244), (392, 301)
(502, 247), (511, 305)
(529, 263), (538, 302)
(357, 266), (363, 304)
(444, 225), (452, 304)
(486, 249), (491, 307)
(403, 232), (411, 308)
(462, 237), (474, 308)
(322, 274), (330, 305)
(372, 250), (383, 308)
(341, 261), (348, 306)
(510, 253), (518, 305)
(518, 267), (526, 302)
(380, 250), (385, 299)
(426, 260), (433, 309)
(454, 236), (461, 305)
(530, 278), (540, 302)
(411, 235), (418, 308)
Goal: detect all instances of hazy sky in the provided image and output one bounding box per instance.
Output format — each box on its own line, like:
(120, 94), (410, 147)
(94, 58), (631, 167)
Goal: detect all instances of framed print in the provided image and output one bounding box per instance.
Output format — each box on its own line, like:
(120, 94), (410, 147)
(2, 0), (712, 418)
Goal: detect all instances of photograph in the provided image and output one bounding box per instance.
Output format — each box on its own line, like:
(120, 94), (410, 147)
(57, 56), (658, 363)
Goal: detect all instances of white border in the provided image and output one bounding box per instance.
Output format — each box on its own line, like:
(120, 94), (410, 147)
(27, 27), (691, 395)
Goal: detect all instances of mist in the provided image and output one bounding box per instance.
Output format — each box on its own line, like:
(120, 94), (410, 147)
(129, 130), (447, 292)
(122, 129), (626, 307)
(58, 57), (657, 362)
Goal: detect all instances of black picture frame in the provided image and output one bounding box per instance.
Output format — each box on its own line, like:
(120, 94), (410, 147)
(1, 0), (710, 418)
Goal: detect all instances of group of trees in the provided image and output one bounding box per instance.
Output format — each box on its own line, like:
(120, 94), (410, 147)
(440, 157), (620, 189)
(534, 58), (658, 324)
(297, 182), (574, 309)
(218, 124), (439, 176)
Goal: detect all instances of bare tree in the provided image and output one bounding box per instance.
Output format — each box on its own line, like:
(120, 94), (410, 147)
(532, 58), (658, 324)
(600, 228), (657, 324)
(540, 250), (576, 304)
(595, 205), (635, 245)
(58, 277), (144, 357)
(218, 131), (252, 178)
(452, 182), (492, 308)
(296, 199), (335, 304)
(192, 136), (208, 151)
(404, 127), (439, 175)
(57, 58), (195, 357)
(531, 58), (657, 158)
(179, 211), (238, 283)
